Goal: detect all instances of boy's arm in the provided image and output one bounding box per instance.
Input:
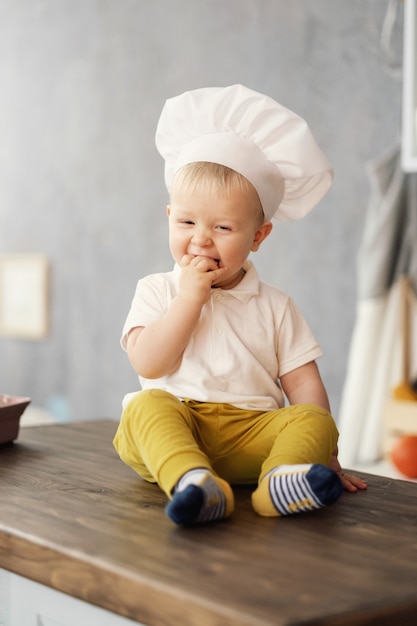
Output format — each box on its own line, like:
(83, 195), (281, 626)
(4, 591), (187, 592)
(280, 361), (367, 492)
(280, 361), (330, 411)
(127, 254), (229, 379)
(126, 296), (202, 378)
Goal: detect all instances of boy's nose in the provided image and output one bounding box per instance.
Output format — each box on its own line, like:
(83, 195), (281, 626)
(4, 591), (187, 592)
(191, 227), (211, 246)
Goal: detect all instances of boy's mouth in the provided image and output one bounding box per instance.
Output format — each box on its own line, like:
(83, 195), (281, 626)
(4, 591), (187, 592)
(191, 254), (221, 267)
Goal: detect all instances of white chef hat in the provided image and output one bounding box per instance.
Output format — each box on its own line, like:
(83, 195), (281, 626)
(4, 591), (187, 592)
(155, 84), (333, 221)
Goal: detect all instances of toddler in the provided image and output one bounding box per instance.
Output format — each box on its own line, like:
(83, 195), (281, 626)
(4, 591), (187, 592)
(114, 84), (367, 525)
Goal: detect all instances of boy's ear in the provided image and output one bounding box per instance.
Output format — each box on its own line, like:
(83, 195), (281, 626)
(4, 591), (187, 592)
(166, 205), (171, 217)
(251, 221), (273, 251)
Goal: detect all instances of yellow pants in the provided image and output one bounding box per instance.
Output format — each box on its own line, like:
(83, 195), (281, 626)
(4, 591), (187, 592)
(113, 389), (339, 497)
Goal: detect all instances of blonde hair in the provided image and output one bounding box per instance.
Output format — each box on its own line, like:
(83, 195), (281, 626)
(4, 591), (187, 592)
(171, 162), (265, 222)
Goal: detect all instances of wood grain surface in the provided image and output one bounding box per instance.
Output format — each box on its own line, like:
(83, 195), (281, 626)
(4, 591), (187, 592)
(1, 420), (417, 626)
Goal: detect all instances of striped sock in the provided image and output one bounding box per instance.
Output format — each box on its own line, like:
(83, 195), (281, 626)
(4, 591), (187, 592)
(251, 464), (343, 517)
(165, 469), (234, 525)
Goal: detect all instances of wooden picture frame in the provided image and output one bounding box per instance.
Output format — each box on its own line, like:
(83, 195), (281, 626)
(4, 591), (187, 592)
(0, 254), (49, 340)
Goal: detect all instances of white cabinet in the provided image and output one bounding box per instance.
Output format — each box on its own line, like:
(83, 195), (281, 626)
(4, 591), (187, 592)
(0, 569), (144, 626)
(402, 0), (417, 170)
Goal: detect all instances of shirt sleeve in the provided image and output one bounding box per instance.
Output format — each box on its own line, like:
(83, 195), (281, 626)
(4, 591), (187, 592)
(276, 296), (323, 377)
(120, 274), (173, 350)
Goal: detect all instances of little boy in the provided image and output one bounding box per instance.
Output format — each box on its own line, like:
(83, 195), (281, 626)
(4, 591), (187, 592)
(114, 84), (367, 525)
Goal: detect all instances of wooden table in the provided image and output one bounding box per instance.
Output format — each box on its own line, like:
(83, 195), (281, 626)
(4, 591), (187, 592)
(1, 420), (417, 626)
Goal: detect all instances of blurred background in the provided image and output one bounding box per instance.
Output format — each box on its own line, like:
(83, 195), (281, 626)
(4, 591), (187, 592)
(0, 0), (405, 426)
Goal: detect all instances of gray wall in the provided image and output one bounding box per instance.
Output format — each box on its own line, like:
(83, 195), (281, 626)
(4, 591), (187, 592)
(0, 0), (403, 422)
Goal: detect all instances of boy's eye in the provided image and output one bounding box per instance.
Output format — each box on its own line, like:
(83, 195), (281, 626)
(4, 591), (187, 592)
(217, 225), (231, 231)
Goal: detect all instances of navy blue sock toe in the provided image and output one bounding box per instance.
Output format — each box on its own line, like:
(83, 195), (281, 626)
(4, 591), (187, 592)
(165, 485), (205, 525)
(306, 464), (343, 506)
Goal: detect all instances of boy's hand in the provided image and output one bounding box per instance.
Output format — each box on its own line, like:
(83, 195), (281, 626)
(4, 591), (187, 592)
(178, 254), (228, 304)
(328, 447), (368, 492)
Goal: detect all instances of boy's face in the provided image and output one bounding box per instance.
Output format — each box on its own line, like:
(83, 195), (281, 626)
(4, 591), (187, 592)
(167, 184), (272, 290)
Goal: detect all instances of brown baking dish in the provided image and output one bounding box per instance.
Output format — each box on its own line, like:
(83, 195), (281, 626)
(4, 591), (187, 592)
(0, 394), (31, 445)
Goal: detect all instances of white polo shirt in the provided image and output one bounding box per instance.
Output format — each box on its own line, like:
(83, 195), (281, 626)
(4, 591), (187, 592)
(121, 261), (322, 411)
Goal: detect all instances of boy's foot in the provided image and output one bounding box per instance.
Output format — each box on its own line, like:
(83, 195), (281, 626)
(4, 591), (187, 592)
(251, 463), (343, 517)
(165, 469), (234, 525)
